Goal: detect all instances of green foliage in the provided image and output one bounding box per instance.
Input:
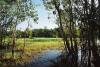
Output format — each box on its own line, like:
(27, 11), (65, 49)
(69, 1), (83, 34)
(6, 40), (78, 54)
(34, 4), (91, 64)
(32, 28), (60, 38)
(0, 0), (38, 65)
(16, 28), (61, 38)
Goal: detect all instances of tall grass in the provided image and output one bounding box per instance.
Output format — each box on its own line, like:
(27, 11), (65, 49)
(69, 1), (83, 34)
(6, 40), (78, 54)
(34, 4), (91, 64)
(2, 38), (64, 65)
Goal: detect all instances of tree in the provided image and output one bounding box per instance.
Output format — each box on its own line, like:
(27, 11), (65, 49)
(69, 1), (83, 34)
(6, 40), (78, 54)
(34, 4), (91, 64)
(43, 0), (100, 67)
(0, 0), (38, 59)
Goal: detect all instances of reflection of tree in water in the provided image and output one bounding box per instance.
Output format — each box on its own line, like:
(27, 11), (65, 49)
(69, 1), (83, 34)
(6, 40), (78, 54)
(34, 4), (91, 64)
(43, 0), (100, 67)
(0, 0), (100, 67)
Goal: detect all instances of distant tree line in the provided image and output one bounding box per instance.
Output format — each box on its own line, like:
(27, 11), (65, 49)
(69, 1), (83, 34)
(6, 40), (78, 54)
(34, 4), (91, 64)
(15, 28), (61, 38)
(15, 28), (80, 38)
(32, 28), (60, 38)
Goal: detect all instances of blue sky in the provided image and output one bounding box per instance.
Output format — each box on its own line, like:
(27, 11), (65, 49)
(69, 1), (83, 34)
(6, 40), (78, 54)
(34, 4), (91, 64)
(17, 0), (58, 30)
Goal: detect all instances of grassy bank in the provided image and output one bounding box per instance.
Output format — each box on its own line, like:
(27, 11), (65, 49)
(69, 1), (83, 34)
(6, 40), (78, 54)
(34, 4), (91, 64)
(0, 38), (64, 66)
(17, 38), (64, 61)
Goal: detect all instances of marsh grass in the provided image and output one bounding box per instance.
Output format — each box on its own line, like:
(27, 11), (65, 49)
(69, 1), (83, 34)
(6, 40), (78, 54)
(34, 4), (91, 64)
(1, 38), (64, 66)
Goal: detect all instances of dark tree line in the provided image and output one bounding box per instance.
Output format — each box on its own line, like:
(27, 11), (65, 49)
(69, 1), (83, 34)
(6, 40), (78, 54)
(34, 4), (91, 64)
(32, 28), (60, 37)
(16, 28), (79, 38)
(15, 28), (61, 38)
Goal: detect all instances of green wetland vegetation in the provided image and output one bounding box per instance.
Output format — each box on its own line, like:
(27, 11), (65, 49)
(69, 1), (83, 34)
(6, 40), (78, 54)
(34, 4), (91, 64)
(0, 0), (100, 67)
(0, 38), (64, 67)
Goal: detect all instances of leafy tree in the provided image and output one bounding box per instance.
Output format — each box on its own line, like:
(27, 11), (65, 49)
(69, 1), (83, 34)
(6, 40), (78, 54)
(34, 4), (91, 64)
(0, 0), (38, 60)
(43, 0), (100, 67)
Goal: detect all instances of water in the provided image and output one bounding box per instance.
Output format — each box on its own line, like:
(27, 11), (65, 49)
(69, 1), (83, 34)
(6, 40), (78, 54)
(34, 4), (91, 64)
(17, 49), (81, 67)
(78, 50), (81, 62)
(25, 50), (62, 67)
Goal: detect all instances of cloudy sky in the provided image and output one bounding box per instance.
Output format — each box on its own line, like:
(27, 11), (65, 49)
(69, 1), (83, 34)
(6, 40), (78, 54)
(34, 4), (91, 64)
(17, 0), (58, 31)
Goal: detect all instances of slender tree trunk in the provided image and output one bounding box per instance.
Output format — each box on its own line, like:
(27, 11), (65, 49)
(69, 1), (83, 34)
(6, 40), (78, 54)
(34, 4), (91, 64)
(12, 22), (16, 59)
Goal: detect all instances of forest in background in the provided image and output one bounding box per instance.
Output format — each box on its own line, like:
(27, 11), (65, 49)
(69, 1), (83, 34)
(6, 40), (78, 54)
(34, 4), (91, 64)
(0, 0), (100, 67)
(16, 28), (61, 38)
(16, 28), (79, 38)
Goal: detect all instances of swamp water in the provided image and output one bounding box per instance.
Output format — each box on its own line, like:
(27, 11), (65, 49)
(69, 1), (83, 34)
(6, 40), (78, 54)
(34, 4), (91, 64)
(17, 50), (81, 67)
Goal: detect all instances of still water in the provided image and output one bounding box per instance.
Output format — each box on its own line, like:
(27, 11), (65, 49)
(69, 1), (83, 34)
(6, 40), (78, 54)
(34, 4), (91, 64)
(25, 50), (62, 67)
(17, 49), (81, 67)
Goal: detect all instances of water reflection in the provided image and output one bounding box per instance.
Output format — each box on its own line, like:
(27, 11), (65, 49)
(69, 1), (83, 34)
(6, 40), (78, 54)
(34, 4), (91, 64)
(20, 49), (82, 67)
(25, 50), (61, 67)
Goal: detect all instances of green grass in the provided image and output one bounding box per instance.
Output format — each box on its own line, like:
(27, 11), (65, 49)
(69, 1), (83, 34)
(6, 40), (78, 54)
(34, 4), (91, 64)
(17, 38), (62, 42)
(16, 38), (63, 55)
(2, 38), (64, 64)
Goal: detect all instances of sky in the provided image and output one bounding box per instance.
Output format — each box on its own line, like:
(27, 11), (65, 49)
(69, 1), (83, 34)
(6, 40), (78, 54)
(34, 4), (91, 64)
(17, 0), (58, 31)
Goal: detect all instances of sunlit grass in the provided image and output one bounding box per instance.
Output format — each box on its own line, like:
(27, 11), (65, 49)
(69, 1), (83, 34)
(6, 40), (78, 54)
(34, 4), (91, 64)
(17, 38), (64, 57)
(2, 38), (64, 64)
